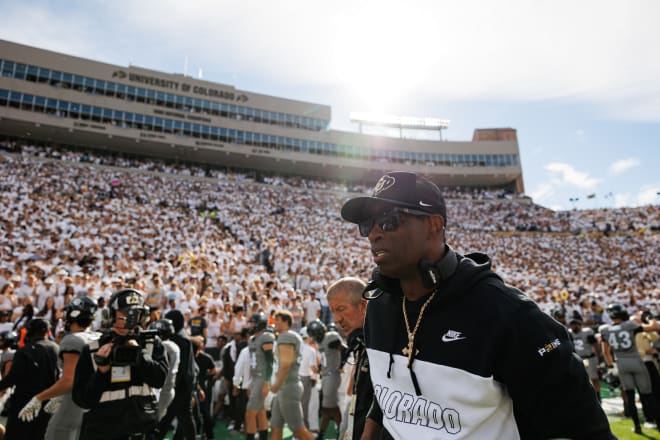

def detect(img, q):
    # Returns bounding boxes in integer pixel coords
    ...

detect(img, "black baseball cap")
[341,171,446,223]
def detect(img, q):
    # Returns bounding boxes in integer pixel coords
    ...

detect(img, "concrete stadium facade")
[0,40,524,191]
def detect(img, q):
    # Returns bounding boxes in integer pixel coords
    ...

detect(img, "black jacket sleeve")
[134,337,168,389]
[496,299,611,439]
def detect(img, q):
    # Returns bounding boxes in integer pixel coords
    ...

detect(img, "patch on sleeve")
[537,338,561,357]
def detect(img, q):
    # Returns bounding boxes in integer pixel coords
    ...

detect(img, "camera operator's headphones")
[109,289,149,329]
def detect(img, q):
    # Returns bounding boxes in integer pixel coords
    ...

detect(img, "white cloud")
[544,162,601,189]
[611,184,658,207]
[1,0,660,118]
[529,182,555,203]
[0,4,96,57]
[614,193,633,208]
[637,184,659,206]
[609,158,641,175]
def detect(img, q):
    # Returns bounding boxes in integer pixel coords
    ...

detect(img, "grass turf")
[179,417,647,439]
[609,417,660,439]
[165,418,339,439]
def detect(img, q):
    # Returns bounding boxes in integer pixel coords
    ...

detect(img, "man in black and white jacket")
[340,171,612,440]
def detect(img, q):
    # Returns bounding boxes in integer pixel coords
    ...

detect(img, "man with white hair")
[327,276,379,440]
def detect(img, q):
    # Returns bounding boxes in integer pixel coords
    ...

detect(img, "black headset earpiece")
[362,246,458,298]
[418,260,441,289]
[418,245,458,289]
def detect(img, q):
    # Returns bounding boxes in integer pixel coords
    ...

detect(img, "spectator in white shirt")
[302,293,321,326]
[299,327,321,432]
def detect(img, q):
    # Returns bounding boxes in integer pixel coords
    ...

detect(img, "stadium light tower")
[349,112,450,140]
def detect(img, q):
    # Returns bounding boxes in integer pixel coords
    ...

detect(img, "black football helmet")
[150,319,175,340]
[108,289,148,329]
[551,306,566,321]
[327,322,339,333]
[306,319,326,343]
[607,303,629,321]
[64,297,98,329]
[248,313,268,334]
[568,317,583,326]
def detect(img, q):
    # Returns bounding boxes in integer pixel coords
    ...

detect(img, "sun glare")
[332,4,435,113]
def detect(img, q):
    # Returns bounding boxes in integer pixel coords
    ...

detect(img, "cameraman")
[72,289,168,440]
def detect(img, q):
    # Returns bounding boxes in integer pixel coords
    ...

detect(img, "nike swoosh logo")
[442,335,466,343]
[419,201,432,207]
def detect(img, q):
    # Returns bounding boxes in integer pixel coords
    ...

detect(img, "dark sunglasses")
[358,207,432,237]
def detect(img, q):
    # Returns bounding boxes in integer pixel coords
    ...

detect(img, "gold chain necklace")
[401,290,437,363]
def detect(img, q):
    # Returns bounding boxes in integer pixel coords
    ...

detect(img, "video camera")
[107,328,159,367]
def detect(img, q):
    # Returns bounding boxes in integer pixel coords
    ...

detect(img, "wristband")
[94,354,110,366]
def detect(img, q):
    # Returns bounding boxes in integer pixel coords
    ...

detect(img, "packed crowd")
[0,139,658,437]
[0,141,658,329]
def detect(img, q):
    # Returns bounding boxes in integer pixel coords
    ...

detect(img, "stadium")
[0,39,659,439]
[0,39,523,191]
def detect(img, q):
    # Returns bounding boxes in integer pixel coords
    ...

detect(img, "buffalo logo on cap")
[373,175,396,196]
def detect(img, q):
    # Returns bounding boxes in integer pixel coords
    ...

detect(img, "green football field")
[177,416,655,439]
[211,422,339,439]
[165,384,643,440]
[602,382,660,440]
[166,419,339,439]
[610,418,660,439]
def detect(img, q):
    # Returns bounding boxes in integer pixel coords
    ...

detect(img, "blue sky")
[1,0,658,210]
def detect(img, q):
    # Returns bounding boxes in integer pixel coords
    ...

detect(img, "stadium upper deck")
[0,40,523,190]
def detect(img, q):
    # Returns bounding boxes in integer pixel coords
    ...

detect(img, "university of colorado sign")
[112,70,248,102]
